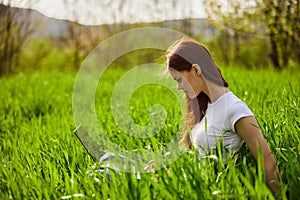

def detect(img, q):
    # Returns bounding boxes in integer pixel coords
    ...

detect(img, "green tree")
[0,1,33,76]
[204,0,300,69]
[58,0,105,69]
[203,0,258,65]
[260,0,300,69]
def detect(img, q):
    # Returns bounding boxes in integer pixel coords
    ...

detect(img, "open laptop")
[73,125,102,161]
[73,125,137,173]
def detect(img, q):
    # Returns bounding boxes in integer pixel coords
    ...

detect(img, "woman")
[166,38,280,195]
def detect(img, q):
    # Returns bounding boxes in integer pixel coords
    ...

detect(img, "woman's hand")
[144,159,172,180]
[144,159,156,173]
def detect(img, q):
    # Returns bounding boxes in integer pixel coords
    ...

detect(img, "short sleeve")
[227,101,254,134]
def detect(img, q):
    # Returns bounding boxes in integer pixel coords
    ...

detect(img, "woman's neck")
[204,80,230,103]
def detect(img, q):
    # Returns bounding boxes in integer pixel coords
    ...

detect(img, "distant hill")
[1,4,216,41]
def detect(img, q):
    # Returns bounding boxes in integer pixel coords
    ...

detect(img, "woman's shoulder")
[226,91,243,103]
[225,92,252,112]
[225,91,251,108]
[225,92,254,131]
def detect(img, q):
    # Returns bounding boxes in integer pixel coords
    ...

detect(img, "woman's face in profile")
[169,68,202,99]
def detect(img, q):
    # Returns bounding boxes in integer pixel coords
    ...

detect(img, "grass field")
[0,67,299,199]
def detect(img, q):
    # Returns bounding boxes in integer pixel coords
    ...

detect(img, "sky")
[3,0,207,25]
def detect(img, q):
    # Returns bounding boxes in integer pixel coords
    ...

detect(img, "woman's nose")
[177,84,183,90]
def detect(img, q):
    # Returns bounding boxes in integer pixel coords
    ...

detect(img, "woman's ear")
[192,64,201,77]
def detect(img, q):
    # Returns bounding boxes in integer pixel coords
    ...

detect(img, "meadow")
[0,67,299,199]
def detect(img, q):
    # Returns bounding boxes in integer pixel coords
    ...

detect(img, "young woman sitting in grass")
[166,38,280,195]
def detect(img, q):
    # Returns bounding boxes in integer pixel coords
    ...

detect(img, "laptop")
[73,125,137,173]
[73,125,102,161]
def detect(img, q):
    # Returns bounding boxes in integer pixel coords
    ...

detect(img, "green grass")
[0,67,299,199]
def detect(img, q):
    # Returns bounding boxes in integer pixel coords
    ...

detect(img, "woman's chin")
[186,92,197,99]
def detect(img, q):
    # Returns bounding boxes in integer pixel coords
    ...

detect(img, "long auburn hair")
[166,38,228,148]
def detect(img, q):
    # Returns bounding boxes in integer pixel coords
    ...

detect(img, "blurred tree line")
[0,0,34,75]
[0,0,299,77]
[203,0,300,70]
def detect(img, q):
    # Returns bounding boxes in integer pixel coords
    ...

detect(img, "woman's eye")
[173,77,182,83]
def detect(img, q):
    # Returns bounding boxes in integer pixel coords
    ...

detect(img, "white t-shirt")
[191,91,254,157]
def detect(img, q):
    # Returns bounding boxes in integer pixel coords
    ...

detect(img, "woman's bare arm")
[235,116,280,195]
